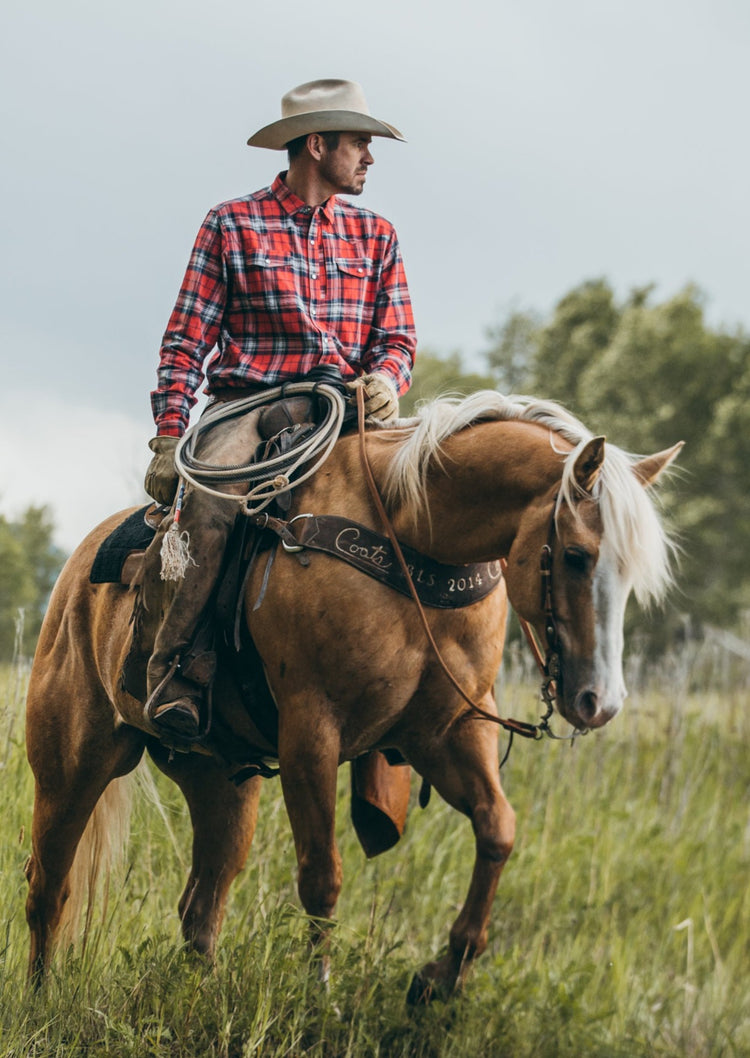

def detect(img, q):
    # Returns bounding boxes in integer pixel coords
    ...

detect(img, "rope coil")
[174,381,347,516]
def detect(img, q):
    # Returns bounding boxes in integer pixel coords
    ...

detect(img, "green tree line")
[0,506,66,660]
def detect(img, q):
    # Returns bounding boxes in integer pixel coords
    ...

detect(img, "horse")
[24,390,681,1001]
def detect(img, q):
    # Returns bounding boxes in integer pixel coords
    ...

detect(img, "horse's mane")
[383,391,674,606]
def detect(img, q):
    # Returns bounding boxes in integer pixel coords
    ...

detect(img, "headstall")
[511,511,581,744]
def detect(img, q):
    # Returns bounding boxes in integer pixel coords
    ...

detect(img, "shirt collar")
[272,173,337,223]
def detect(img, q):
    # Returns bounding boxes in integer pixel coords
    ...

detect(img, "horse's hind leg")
[25,716,144,984]
[404,703,516,1004]
[148,746,262,957]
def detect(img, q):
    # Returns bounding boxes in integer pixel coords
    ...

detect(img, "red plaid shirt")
[152,174,416,436]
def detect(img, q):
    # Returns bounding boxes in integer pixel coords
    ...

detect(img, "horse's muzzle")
[569,687,624,729]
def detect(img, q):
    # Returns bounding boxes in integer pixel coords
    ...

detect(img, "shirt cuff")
[156,422,184,439]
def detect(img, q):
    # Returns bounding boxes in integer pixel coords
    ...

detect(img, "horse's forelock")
[559,443,675,607]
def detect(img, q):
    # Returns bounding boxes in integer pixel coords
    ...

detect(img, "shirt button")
[358,267,364,274]
[311,308,317,316]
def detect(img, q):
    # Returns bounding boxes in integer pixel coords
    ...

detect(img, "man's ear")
[306,132,325,160]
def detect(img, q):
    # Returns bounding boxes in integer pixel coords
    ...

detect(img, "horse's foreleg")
[148,747,262,958]
[406,713,516,1004]
[277,714,342,979]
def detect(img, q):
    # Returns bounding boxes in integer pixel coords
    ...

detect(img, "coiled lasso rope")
[160,380,346,581]
[176,380,346,512]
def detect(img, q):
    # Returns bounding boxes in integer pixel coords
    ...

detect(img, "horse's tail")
[58,772,134,950]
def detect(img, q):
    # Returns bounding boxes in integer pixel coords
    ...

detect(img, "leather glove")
[144,436,180,506]
[345,373,399,421]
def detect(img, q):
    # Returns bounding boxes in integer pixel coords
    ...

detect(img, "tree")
[401,350,496,416]
[0,506,66,660]
[528,279,621,408]
[484,307,540,394]
[691,342,750,621]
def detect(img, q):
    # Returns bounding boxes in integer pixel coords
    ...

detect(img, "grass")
[1,641,749,1057]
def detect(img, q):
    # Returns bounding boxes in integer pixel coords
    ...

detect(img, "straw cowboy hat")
[247,79,405,150]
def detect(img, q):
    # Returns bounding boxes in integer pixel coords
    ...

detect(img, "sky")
[1,0,748,550]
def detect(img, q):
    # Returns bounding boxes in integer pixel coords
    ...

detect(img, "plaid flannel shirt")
[152,174,416,436]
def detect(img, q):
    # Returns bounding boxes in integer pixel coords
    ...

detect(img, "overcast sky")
[2,0,748,549]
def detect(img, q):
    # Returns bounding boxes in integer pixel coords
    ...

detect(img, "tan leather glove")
[345,373,399,421]
[144,436,180,506]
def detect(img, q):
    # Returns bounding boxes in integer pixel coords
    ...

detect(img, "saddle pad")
[89,506,158,583]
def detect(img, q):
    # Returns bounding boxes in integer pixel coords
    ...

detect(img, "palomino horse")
[24,391,681,999]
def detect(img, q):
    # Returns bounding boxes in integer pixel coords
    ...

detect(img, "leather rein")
[355,387,580,755]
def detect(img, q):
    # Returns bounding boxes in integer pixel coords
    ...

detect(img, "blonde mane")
[383,391,674,605]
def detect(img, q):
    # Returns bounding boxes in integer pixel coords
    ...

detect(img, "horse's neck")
[298,423,564,564]
[388,421,566,564]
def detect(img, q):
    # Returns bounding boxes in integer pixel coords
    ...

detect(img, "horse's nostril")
[576,691,598,720]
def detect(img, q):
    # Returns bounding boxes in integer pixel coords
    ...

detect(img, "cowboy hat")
[247,79,405,150]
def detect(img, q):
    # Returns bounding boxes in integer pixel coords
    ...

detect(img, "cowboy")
[141,79,417,740]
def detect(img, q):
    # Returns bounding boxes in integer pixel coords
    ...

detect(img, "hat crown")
[280,79,371,120]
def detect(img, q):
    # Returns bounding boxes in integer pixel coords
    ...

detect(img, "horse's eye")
[564,547,592,574]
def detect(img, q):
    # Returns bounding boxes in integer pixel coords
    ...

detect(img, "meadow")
[1,639,748,1058]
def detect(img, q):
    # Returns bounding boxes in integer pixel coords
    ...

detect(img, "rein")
[354,388,575,752]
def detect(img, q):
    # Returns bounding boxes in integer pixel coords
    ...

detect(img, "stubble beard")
[343,171,367,196]
[335,176,366,196]
[320,155,367,196]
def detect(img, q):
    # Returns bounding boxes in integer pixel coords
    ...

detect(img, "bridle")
[355,390,580,757]
[506,498,568,732]
[507,523,582,745]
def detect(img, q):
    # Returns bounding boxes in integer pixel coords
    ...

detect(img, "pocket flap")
[336,258,372,277]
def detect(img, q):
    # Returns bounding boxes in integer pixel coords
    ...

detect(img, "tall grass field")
[1,642,748,1057]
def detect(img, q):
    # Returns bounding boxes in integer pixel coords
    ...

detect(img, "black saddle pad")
[89,506,158,584]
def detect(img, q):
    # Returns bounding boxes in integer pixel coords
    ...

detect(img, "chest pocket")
[245,251,298,306]
[335,257,372,280]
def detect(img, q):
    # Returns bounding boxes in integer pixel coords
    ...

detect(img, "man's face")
[318,132,374,196]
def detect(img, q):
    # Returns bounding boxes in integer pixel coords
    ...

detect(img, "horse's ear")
[632,441,685,487]
[573,436,606,494]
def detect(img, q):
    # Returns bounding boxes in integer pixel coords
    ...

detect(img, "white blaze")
[590,540,630,720]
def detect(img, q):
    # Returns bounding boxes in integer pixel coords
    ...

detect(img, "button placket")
[308,218,320,324]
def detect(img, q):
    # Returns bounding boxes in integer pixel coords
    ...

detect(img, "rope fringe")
[160,524,196,581]
[158,480,196,581]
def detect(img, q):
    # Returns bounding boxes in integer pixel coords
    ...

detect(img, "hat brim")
[247,110,405,150]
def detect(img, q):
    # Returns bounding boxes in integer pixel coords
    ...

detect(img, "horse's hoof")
[406,971,437,1006]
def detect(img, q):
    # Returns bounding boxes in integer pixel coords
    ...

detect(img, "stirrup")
[143,658,204,745]
[142,656,181,725]
[150,696,201,739]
